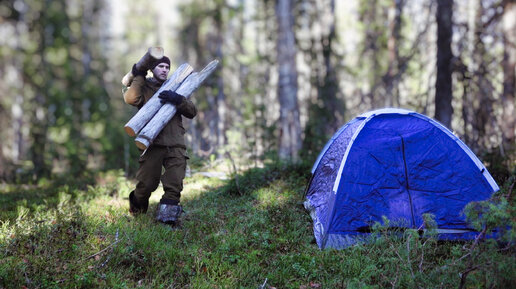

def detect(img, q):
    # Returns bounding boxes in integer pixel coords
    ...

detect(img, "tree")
[250,0,278,161]
[357,0,389,109]
[276,0,302,161]
[502,0,516,150]
[299,0,345,158]
[210,1,227,157]
[28,0,51,179]
[456,0,504,153]
[434,0,454,129]
[384,0,405,107]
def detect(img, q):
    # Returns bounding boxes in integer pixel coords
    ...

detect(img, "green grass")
[0,164,514,288]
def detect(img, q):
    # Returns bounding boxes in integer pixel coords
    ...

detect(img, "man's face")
[152,62,170,82]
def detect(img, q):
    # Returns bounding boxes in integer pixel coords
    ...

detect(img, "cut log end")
[135,140,148,150]
[121,73,133,86]
[148,47,164,59]
[124,126,136,137]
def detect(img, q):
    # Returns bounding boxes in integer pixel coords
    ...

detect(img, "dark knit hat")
[153,56,170,69]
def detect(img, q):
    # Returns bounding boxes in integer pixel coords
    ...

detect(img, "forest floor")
[0,161,514,288]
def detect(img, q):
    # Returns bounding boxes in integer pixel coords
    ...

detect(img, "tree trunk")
[29,0,50,179]
[252,0,275,162]
[301,0,345,155]
[502,0,516,149]
[434,0,454,129]
[276,0,301,161]
[30,91,49,178]
[384,0,405,107]
[179,14,204,156]
[320,0,344,134]
[214,7,226,156]
[471,0,496,151]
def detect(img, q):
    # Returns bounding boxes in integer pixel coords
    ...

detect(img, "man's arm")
[123,75,146,107]
[177,98,197,119]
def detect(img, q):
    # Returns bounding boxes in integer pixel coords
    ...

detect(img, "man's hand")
[132,64,147,77]
[158,90,184,105]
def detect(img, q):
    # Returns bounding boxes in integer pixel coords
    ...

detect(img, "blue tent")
[304,108,499,249]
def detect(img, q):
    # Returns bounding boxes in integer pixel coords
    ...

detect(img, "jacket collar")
[147,77,165,88]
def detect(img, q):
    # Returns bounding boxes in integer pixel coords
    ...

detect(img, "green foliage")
[464,175,515,242]
[0,164,515,288]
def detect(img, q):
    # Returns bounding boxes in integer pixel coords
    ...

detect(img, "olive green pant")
[133,145,188,205]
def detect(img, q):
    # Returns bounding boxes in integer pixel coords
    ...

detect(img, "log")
[124,63,194,137]
[135,60,219,150]
[121,47,164,86]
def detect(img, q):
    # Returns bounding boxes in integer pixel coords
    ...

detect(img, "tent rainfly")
[304,108,499,249]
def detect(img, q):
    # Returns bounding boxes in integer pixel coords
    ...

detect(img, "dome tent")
[304,108,499,249]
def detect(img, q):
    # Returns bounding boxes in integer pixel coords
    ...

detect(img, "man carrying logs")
[123,54,197,227]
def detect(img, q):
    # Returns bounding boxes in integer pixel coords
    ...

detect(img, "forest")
[0,0,515,288]
[0,0,514,179]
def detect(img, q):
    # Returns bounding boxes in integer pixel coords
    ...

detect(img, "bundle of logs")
[122,47,219,150]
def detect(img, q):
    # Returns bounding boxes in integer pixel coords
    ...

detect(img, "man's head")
[151,56,171,82]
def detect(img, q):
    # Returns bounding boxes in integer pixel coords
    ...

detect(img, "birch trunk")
[124,63,193,136]
[135,60,219,150]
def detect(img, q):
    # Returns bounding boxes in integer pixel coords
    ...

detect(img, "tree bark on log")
[135,60,219,150]
[124,63,194,137]
[121,47,164,86]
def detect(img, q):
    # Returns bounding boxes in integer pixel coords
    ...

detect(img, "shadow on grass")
[0,172,115,221]
[215,160,312,197]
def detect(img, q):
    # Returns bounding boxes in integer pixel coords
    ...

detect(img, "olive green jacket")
[123,75,197,148]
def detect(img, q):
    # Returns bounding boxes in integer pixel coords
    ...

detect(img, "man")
[123,56,197,226]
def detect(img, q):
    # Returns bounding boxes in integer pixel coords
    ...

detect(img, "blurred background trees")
[0,0,514,182]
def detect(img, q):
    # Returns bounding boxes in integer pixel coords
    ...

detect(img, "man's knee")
[135,179,160,197]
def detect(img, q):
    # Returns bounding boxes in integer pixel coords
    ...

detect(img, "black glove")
[158,90,184,105]
[131,64,147,77]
